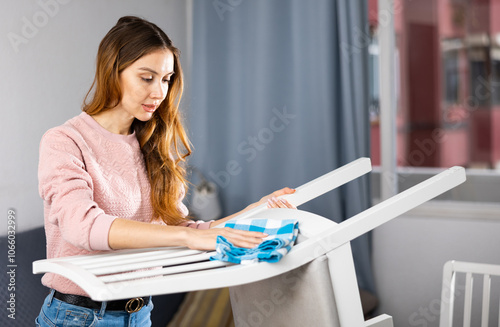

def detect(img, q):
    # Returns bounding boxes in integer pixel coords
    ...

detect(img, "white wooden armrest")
[220,157,372,222]
[315,166,466,251]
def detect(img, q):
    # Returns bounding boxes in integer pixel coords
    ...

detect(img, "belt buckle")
[125,297,144,313]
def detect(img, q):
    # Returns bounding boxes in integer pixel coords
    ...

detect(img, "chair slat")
[99,260,230,283]
[448,271,456,327]
[88,252,214,275]
[463,272,473,327]
[56,247,197,265]
[453,261,500,276]
[83,249,203,269]
[481,274,491,327]
[87,251,215,276]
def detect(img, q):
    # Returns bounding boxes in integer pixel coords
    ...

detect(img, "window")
[368,0,500,202]
[469,49,490,108]
[442,45,460,105]
[491,50,500,105]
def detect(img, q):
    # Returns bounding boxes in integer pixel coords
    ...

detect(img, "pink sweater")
[38,112,211,296]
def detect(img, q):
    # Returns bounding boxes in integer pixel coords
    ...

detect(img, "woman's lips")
[142,104,157,113]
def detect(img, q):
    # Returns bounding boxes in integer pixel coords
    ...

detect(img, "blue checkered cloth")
[210,218,299,264]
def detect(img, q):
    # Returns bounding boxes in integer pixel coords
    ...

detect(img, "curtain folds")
[188,0,374,293]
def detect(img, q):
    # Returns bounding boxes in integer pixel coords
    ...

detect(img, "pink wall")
[491,0,500,32]
[468,0,491,34]
[491,108,500,167]
[437,0,466,38]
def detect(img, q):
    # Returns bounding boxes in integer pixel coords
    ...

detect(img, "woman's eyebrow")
[138,67,174,76]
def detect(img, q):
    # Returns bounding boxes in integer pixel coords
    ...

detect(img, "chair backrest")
[440,260,500,327]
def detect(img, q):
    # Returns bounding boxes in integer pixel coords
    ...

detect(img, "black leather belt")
[53,290,149,313]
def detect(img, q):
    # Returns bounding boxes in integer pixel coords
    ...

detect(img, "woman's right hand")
[186,227,268,251]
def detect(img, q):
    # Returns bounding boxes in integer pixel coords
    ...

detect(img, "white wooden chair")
[440,260,500,327]
[33,158,466,327]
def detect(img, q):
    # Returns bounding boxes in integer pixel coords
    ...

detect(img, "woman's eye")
[142,77,153,83]
[163,79,171,84]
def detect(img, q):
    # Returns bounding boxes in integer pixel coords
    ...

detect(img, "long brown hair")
[83,16,191,225]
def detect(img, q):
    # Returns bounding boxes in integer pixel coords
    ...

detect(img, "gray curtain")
[187,0,374,293]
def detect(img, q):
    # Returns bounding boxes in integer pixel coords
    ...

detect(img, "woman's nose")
[150,81,168,99]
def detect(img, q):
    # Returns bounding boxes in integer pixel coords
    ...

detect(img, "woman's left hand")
[211,187,297,227]
[248,187,297,210]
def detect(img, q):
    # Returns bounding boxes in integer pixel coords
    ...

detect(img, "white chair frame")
[440,260,500,327]
[33,158,466,327]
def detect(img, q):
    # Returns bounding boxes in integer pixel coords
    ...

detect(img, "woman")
[36,16,295,326]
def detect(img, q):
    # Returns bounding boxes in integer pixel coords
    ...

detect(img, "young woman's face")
[117,49,175,121]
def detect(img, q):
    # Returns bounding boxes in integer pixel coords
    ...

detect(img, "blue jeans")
[35,290,153,327]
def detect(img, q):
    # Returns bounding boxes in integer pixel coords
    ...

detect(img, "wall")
[0,0,191,235]
[373,201,500,326]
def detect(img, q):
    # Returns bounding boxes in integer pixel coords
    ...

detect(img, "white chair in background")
[440,260,500,327]
[33,158,466,327]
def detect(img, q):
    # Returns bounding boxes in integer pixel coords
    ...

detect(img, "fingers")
[227,237,263,249]
[220,227,267,249]
[188,227,268,251]
[272,187,296,197]
[223,227,268,238]
[257,187,296,206]
[267,197,297,209]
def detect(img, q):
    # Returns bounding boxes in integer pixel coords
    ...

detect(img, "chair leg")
[365,314,394,327]
[326,242,366,327]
